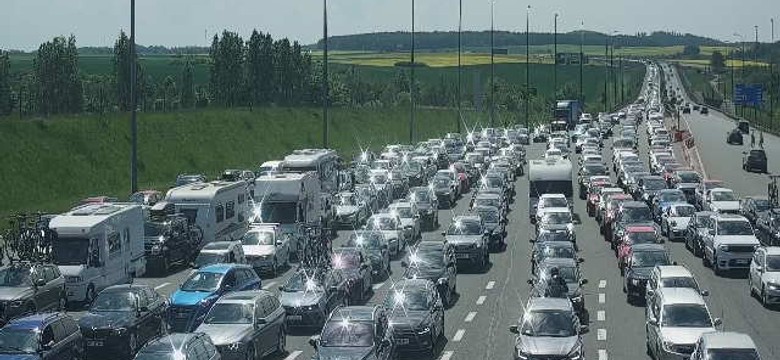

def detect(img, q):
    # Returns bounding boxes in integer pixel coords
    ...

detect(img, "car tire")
[245,343,255,360]
[85,285,96,306]
[713,257,723,276]
[276,327,287,354]
[128,332,138,354]
[272,258,279,277]
[58,294,67,312]
[762,288,771,308]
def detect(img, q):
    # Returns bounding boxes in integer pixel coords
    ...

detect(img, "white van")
[165,181,250,244]
[49,203,146,303]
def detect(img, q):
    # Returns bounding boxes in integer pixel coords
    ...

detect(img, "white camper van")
[165,181,250,244]
[49,203,146,303]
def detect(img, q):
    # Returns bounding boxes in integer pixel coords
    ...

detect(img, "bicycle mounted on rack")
[1,213,57,265]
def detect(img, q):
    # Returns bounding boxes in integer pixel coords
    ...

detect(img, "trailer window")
[108,232,121,257]
[226,201,235,220]
[216,204,224,223]
[238,194,245,204]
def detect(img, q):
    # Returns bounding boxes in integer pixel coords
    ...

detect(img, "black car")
[401,241,458,307]
[332,248,374,304]
[700,107,709,114]
[309,306,396,360]
[431,176,457,209]
[726,129,744,145]
[144,210,203,275]
[740,196,772,225]
[473,205,507,251]
[623,244,672,303]
[345,231,391,280]
[755,209,780,246]
[738,120,750,134]
[383,279,445,355]
[278,268,349,328]
[134,333,219,360]
[78,285,167,359]
[743,149,768,173]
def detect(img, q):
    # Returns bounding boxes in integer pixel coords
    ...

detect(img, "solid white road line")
[154,283,170,291]
[440,351,454,360]
[372,282,385,290]
[598,293,606,304]
[598,349,608,360]
[283,350,302,360]
[485,281,496,290]
[476,295,487,305]
[464,312,477,323]
[453,329,465,342]
[598,280,607,289]
[262,281,277,290]
[597,328,607,341]
[597,310,606,322]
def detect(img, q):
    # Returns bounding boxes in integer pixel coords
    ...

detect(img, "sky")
[2,0,779,51]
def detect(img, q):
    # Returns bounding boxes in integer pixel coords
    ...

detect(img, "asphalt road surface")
[66,64,780,360]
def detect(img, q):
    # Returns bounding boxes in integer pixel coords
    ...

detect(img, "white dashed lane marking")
[597,311,606,322]
[598,280,607,289]
[440,351,454,360]
[283,350,302,360]
[262,281,277,290]
[372,282,385,291]
[453,329,465,342]
[598,349,608,360]
[464,312,477,323]
[485,281,496,290]
[154,283,170,291]
[476,296,487,305]
[597,328,607,341]
[598,293,606,304]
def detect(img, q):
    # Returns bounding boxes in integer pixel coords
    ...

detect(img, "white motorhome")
[49,203,146,303]
[253,172,323,255]
[283,149,339,194]
[528,157,573,218]
[165,181,250,244]
[258,160,284,177]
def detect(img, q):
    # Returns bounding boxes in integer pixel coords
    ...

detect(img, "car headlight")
[718,245,729,252]
[9,300,24,308]
[768,283,780,291]
[228,342,245,352]
[662,339,675,351]
[567,223,575,232]
[113,328,127,336]
[474,242,482,248]
[417,326,431,335]
[151,244,162,255]
[631,279,640,286]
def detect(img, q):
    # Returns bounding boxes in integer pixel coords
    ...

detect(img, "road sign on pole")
[734,84,764,106]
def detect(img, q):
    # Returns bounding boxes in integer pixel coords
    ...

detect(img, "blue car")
[167,263,261,332]
[0,313,84,359]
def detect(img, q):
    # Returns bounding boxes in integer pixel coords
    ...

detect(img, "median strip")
[597,310,606,322]
[598,293,606,304]
[598,349,608,360]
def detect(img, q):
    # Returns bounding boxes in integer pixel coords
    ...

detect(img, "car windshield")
[475,198,500,208]
[584,165,607,175]
[338,194,357,206]
[447,220,482,235]
[347,233,383,250]
[371,174,388,184]
[659,193,685,202]
[661,277,698,290]
[765,256,780,271]
[631,251,669,268]
[0,267,31,287]
[409,250,445,269]
[320,321,374,347]
[393,207,415,218]
[706,349,760,360]
[367,217,396,231]
[194,252,227,268]
[242,231,275,246]
[0,329,38,354]
[257,202,297,224]
[411,190,431,203]
[91,290,137,312]
[477,210,499,223]
[519,310,576,337]
[643,179,667,190]
[542,212,572,225]
[333,253,361,269]
[204,303,254,324]
[433,177,450,187]
[542,198,568,208]
[536,232,571,242]
[283,272,322,292]
[712,191,736,201]
[540,245,575,259]
[717,221,753,236]
[752,199,771,211]
[673,206,695,217]
[695,215,711,228]
[661,304,712,328]
[52,237,89,266]
[677,172,701,183]
[628,232,657,244]
[384,288,430,311]
[181,271,223,292]
[623,207,652,223]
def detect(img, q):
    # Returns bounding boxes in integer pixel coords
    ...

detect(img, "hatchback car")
[332,248,374,304]
[383,279,445,355]
[278,268,349,328]
[748,246,780,307]
[623,244,672,302]
[309,306,396,360]
[509,297,585,360]
[0,263,66,326]
[645,265,707,305]
[443,216,490,271]
[192,241,246,269]
[401,241,458,307]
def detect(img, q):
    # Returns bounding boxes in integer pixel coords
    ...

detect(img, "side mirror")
[509,325,519,334]
[647,317,658,326]
[139,306,149,312]
[529,238,536,243]
[441,232,447,237]
[673,261,678,265]
[223,284,233,292]
[755,265,763,272]
[647,289,655,297]
[256,317,267,325]
[34,279,46,287]
[42,341,54,351]
[714,318,723,327]
[578,258,585,263]
[309,335,320,348]
[276,240,284,246]
[527,279,535,285]
[401,260,409,268]
[329,286,339,293]
[278,285,285,291]
[700,289,710,296]
[381,338,392,347]
[579,324,590,334]
[580,279,589,285]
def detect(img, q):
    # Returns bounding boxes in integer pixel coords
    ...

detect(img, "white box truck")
[49,203,146,303]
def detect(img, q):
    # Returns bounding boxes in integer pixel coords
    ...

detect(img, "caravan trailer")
[165,181,250,244]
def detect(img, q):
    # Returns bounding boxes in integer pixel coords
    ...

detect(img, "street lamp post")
[490,0,495,128]
[457,0,462,133]
[579,21,584,103]
[604,32,609,112]
[322,0,329,148]
[130,0,138,194]
[410,0,416,143]
[553,13,558,99]
[525,5,530,128]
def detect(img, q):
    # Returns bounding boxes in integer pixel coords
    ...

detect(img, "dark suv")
[742,149,767,173]
[309,306,396,360]
[0,313,84,359]
[144,204,203,275]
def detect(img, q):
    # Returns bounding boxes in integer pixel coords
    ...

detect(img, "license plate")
[288,315,303,321]
[175,312,190,319]
[397,339,410,345]
[456,253,471,259]
[87,340,104,347]
[737,259,748,264]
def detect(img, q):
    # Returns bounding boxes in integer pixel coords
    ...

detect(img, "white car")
[702,214,760,275]
[660,203,696,240]
[705,188,740,214]
[646,288,721,360]
[389,201,422,243]
[365,213,404,257]
[748,246,780,306]
[690,332,761,360]
[241,224,290,276]
[645,265,707,305]
[533,194,569,223]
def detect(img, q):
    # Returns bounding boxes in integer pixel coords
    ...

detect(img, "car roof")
[6,313,65,329]
[541,207,571,214]
[538,241,575,248]
[761,246,780,256]
[626,225,656,233]
[219,290,272,302]
[656,265,693,279]
[658,288,706,305]
[540,193,567,199]
[622,201,649,208]
[140,333,201,353]
[393,278,434,291]
[527,297,573,312]
[102,284,151,293]
[700,332,757,350]
[453,215,481,222]
[199,263,250,274]
[714,214,749,222]
[539,257,578,267]
[203,241,234,250]
[631,244,666,251]
[332,306,378,322]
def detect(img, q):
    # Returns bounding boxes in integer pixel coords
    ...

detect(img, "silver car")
[690,332,761,360]
[0,263,66,325]
[196,290,286,360]
[645,288,721,360]
[509,297,585,360]
[389,202,421,243]
[365,214,405,257]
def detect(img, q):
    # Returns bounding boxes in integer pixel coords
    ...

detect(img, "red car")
[617,225,659,274]
[586,181,616,217]
[450,162,471,192]
[600,194,634,236]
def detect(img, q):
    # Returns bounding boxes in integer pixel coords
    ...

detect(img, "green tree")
[710,51,726,73]
[180,58,195,108]
[0,51,11,116]
[208,31,246,106]
[682,45,701,56]
[34,35,83,114]
[114,31,136,110]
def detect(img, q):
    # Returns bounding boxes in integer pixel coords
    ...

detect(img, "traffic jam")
[0,61,772,360]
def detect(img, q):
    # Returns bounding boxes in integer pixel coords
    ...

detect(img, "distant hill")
[6,45,210,55]
[312,30,723,52]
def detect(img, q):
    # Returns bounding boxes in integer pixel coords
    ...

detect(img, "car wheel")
[713,257,723,276]
[245,343,256,360]
[128,332,138,353]
[276,327,287,354]
[57,294,67,312]
[85,285,96,306]
[762,287,771,308]
[684,236,691,251]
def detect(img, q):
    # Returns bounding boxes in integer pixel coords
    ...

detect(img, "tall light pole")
[771,18,775,130]
[490,0,495,128]
[553,13,558,98]
[525,5,530,128]
[322,0,329,148]
[579,21,584,103]
[130,0,138,194]
[410,0,416,143]
[611,32,617,106]
[457,0,462,133]
[735,32,745,116]
[604,32,609,112]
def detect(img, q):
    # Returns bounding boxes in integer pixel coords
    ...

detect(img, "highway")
[60,64,780,360]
